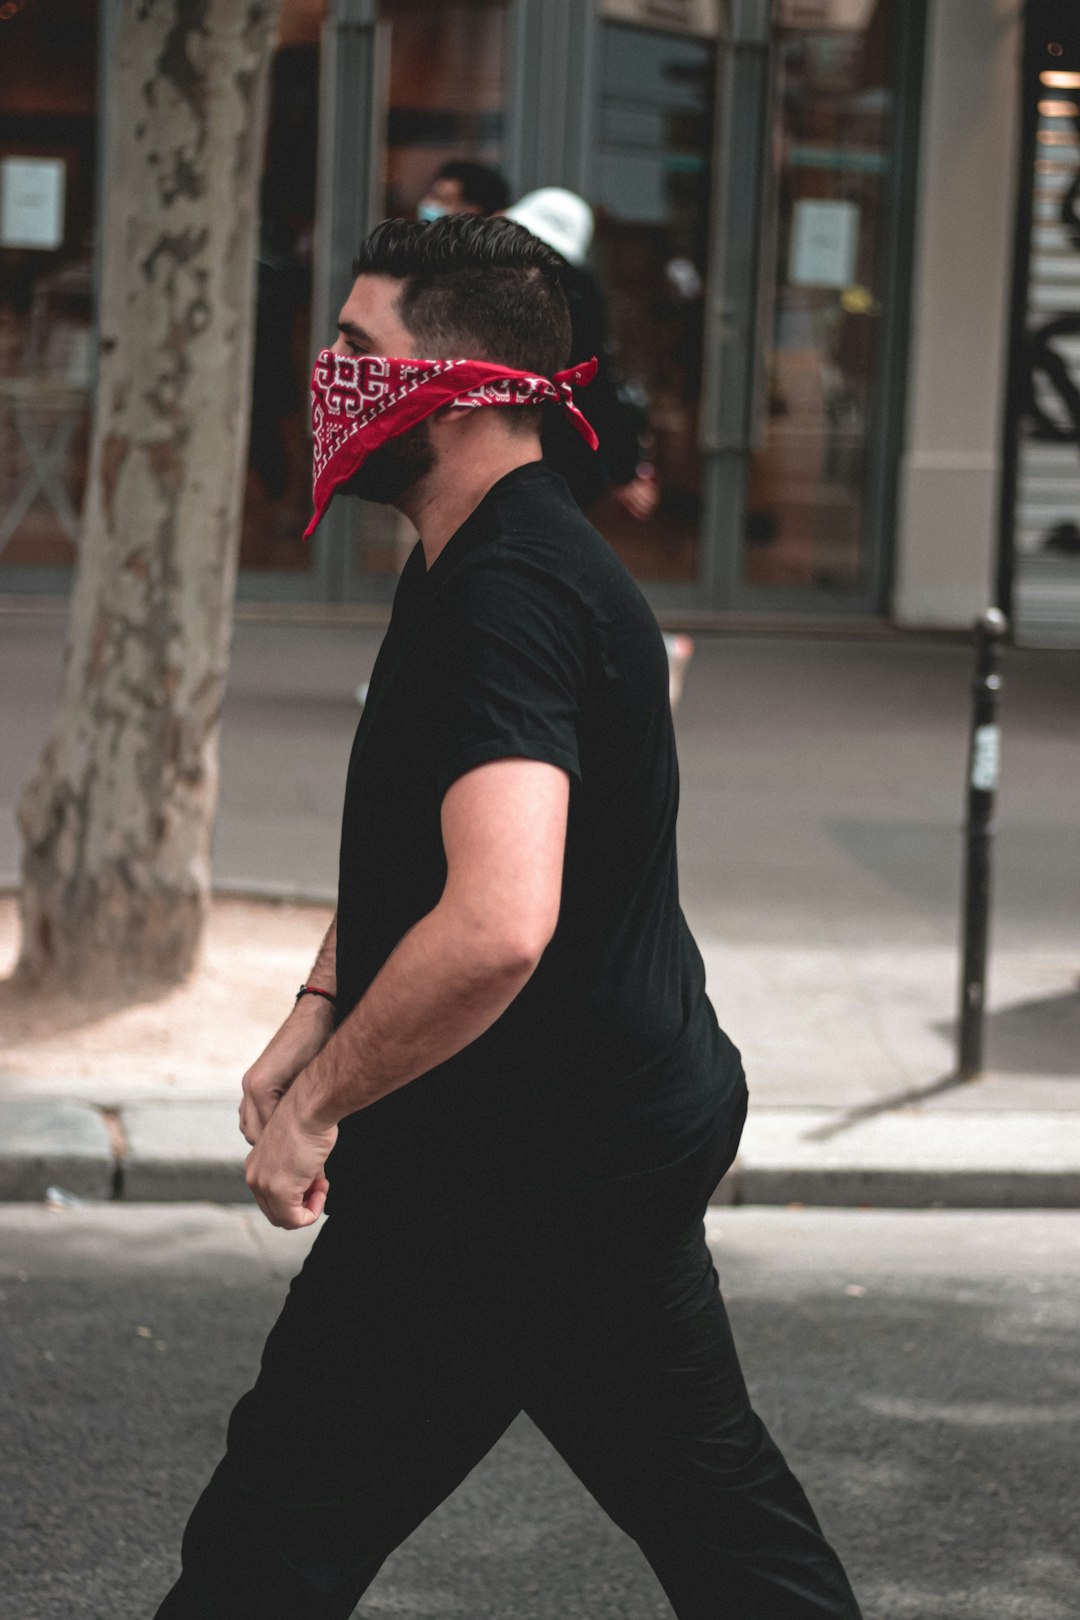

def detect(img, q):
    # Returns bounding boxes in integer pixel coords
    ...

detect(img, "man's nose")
[330,335,349,356]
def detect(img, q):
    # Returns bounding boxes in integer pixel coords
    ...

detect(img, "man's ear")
[430,403,479,432]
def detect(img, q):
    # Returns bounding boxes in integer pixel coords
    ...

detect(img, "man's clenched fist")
[244,1088,338,1229]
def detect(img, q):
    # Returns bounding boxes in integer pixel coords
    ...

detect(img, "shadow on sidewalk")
[805,984,1080,1144]
[0,971,174,1045]
[935,985,1080,1078]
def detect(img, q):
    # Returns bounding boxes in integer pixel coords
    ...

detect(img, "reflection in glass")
[746,2,893,591]
[592,23,715,584]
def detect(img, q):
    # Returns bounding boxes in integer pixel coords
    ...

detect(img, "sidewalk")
[1,613,1078,1207]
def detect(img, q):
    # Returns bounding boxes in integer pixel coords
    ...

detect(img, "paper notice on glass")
[600,0,720,35]
[789,199,858,289]
[778,0,876,25]
[0,157,66,250]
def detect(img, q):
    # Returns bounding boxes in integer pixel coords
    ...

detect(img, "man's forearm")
[308,915,338,996]
[292,902,537,1129]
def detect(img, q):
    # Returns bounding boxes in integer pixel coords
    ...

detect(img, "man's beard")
[338,419,437,506]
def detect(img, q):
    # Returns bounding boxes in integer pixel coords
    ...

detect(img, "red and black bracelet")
[295,983,337,1007]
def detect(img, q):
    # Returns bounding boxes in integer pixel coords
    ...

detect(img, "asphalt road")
[2,1205,1078,1620]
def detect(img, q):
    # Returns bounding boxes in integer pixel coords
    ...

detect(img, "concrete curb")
[0,1100,115,1201]
[728,1109,1080,1210]
[122,1102,249,1203]
[728,1163,1080,1209]
[3,1098,1080,1209]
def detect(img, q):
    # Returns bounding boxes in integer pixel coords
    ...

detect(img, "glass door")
[589,18,718,590]
[726,0,911,611]
[300,0,916,614]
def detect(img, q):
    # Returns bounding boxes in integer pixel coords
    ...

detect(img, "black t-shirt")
[331,463,742,1195]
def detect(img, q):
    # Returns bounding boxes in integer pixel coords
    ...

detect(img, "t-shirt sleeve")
[426,551,585,801]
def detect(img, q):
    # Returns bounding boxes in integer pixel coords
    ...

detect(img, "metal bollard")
[957,608,1008,1079]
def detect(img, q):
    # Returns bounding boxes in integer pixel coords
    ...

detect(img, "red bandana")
[305,349,599,537]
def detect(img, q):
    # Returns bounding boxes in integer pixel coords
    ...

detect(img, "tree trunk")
[17,0,282,992]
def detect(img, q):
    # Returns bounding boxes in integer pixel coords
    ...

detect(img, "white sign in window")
[0,157,66,251]
[778,0,877,27]
[600,0,720,37]
[789,198,859,290]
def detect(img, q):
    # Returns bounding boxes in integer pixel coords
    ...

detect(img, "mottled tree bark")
[17,0,282,991]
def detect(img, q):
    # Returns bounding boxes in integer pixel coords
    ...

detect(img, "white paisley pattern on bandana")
[305,348,598,537]
[311,353,449,482]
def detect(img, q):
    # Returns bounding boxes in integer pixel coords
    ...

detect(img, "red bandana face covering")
[304,348,600,538]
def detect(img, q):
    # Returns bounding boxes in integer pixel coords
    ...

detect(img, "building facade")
[0,0,1075,641]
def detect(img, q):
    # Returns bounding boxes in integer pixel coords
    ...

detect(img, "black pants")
[154,1091,862,1619]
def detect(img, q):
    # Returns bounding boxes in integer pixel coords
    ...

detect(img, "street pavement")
[1,607,1078,1204]
[1,1203,1078,1619]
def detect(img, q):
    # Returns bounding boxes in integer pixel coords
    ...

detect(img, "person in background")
[417,160,511,222]
[506,187,655,519]
[507,187,693,706]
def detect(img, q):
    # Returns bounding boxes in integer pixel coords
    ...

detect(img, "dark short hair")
[433,160,512,216]
[353,216,572,430]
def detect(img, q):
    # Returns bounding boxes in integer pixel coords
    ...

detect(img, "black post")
[957,609,1008,1079]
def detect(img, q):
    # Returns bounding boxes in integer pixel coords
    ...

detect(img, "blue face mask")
[417,201,448,223]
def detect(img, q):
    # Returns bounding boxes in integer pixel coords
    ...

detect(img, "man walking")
[154,215,862,1620]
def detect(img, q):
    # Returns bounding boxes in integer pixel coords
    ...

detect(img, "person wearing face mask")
[152,213,865,1620]
[416,159,511,223]
[354,176,687,710]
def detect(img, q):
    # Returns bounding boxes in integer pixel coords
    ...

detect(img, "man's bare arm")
[243,759,569,1225]
[299,760,566,1126]
[306,914,338,996]
[239,914,338,1145]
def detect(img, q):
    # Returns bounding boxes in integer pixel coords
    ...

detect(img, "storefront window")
[745,0,893,592]
[0,0,98,574]
[592,22,716,584]
[0,1,325,583]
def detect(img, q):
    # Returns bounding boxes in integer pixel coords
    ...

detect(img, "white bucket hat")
[505,187,595,266]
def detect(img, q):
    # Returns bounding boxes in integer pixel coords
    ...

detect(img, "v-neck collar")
[418,461,551,589]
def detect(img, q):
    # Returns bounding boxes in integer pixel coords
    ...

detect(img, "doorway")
[584,0,919,617]
[735,0,908,608]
